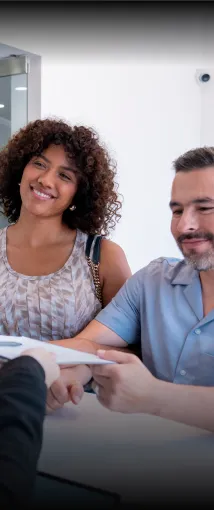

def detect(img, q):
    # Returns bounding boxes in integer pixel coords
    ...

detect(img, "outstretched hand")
[90,349,158,414]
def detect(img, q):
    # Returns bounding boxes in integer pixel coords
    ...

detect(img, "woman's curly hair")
[0,118,122,236]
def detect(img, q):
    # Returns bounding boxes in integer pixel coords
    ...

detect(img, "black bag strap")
[85,234,103,305]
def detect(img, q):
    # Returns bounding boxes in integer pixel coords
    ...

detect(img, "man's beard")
[177,232,214,271]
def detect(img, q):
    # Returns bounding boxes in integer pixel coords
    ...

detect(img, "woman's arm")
[99,238,132,306]
[51,239,132,353]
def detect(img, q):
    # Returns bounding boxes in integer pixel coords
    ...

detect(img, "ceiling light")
[0,104,4,108]
[15,87,27,91]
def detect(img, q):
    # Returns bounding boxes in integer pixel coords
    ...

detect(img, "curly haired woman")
[0,118,131,410]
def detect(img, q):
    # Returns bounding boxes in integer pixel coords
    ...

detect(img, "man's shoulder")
[131,256,186,285]
[146,256,183,272]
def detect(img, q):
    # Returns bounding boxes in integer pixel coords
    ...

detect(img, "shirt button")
[180,370,186,376]
[194,328,201,335]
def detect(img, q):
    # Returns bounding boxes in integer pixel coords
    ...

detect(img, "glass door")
[0,55,29,227]
[0,55,28,148]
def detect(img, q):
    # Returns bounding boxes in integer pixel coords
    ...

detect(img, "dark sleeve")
[0,355,47,506]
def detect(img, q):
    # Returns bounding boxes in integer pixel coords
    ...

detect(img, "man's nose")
[176,210,199,233]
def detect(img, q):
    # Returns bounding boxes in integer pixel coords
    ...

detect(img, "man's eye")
[173,210,182,216]
[199,207,214,212]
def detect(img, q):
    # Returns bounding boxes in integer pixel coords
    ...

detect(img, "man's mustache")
[177,232,214,244]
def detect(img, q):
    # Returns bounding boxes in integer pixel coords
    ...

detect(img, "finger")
[69,382,84,405]
[92,374,113,399]
[90,364,111,377]
[97,349,138,364]
[60,364,78,370]
[50,378,69,405]
[46,387,67,412]
[91,374,109,387]
[93,387,111,409]
[46,394,62,412]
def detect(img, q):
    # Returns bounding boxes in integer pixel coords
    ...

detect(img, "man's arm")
[51,321,128,353]
[150,379,214,432]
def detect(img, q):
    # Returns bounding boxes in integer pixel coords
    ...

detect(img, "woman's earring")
[69,205,76,211]
[18,183,20,186]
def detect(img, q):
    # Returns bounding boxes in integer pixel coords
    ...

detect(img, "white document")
[0,335,114,366]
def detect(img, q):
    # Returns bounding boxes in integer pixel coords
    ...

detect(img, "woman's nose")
[38,170,55,188]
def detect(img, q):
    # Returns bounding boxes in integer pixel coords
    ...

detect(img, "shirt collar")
[170,259,199,285]
[169,259,203,320]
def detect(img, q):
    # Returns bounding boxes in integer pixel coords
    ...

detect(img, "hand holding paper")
[21,347,60,388]
[0,335,115,366]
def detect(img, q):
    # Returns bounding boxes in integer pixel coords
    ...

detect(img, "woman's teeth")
[33,189,52,199]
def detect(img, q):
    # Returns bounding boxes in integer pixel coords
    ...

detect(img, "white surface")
[0,335,114,365]
[38,393,214,503]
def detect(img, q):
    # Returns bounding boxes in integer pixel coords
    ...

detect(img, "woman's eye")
[173,210,182,216]
[34,161,45,168]
[60,173,71,181]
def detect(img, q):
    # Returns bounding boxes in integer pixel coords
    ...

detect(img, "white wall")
[41,61,201,272]
[199,69,214,146]
[1,12,214,272]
